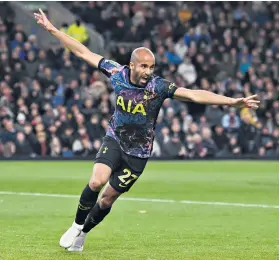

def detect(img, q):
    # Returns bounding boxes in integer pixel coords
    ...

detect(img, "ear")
[129,62,134,70]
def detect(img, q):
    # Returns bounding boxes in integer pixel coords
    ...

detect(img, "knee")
[99,196,115,209]
[89,180,103,191]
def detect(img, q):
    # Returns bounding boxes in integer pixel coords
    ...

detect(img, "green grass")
[0,161,278,260]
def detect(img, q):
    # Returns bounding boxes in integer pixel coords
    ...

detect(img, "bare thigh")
[88,163,112,191]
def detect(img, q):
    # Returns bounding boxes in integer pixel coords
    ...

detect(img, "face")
[229,111,235,117]
[35,123,44,132]
[172,123,180,133]
[202,128,211,139]
[273,129,279,137]
[5,120,13,130]
[49,125,57,134]
[24,124,32,134]
[200,116,207,123]
[28,51,35,61]
[17,132,25,142]
[15,33,23,42]
[101,119,108,129]
[230,137,237,145]
[161,127,169,136]
[129,52,155,86]
[78,128,86,136]
[65,128,72,136]
[80,72,87,80]
[17,98,24,106]
[93,140,101,150]
[44,68,52,77]
[91,115,98,124]
[259,147,266,156]
[215,126,223,134]
[190,123,198,133]
[194,134,202,144]
[85,99,92,108]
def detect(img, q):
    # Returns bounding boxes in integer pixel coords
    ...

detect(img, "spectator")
[0,2,278,159]
[193,134,207,158]
[177,57,197,85]
[24,51,39,78]
[60,23,69,34]
[1,142,16,158]
[151,138,161,157]
[259,127,275,156]
[212,125,229,152]
[258,146,269,158]
[165,45,183,65]
[238,114,258,153]
[0,119,17,144]
[201,127,218,157]
[228,136,242,156]
[86,114,105,141]
[205,105,224,128]
[35,131,50,156]
[60,60,77,83]
[67,20,89,45]
[222,108,240,132]
[50,136,62,157]
[15,131,34,156]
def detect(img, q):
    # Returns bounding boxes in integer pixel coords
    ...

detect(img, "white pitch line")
[0,191,278,209]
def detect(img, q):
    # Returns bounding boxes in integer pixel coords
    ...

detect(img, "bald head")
[130,47,155,63]
[129,47,156,87]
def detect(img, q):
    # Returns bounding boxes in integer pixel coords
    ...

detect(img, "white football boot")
[59,221,84,248]
[67,231,87,252]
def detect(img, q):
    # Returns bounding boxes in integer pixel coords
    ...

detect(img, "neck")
[128,69,144,88]
[128,70,137,85]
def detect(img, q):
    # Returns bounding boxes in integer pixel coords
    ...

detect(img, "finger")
[247,100,260,104]
[34,16,41,22]
[39,8,45,16]
[248,104,259,109]
[245,94,258,101]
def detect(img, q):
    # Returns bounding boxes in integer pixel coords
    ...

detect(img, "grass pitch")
[0,161,278,260]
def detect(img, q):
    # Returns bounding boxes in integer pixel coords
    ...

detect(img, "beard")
[134,72,151,87]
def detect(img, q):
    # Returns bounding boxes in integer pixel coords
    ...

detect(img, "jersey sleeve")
[97,58,122,78]
[156,79,178,100]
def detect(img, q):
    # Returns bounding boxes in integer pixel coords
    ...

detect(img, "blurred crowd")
[0,2,278,159]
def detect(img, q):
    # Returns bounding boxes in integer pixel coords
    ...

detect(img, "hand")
[233,147,240,154]
[34,8,55,32]
[232,95,260,109]
[199,148,207,157]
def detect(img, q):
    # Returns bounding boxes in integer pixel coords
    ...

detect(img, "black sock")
[82,203,111,233]
[75,184,100,225]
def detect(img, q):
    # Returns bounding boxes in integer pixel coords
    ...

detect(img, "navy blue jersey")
[98,58,178,158]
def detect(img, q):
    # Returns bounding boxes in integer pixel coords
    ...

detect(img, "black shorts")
[95,136,148,193]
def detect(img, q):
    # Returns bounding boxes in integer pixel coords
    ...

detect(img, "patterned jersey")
[98,58,178,158]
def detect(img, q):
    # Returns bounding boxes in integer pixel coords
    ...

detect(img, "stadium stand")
[0,1,278,159]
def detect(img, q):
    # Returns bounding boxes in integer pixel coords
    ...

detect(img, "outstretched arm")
[34,9,102,68]
[173,87,260,109]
